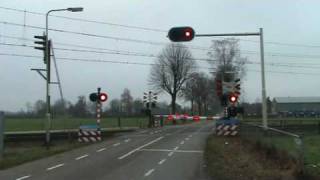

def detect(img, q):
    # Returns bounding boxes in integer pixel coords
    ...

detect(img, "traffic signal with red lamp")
[168,27,195,42]
[89,92,108,102]
[229,93,238,104]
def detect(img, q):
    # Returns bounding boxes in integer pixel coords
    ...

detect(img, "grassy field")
[0,140,86,169]
[240,123,320,178]
[4,116,149,132]
[205,135,299,179]
[242,117,320,126]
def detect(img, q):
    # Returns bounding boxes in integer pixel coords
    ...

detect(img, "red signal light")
[229,94,238,103]
[168,26,195,42]
[99,93,108,102]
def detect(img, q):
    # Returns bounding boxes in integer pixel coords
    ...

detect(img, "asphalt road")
[0,121,215,180]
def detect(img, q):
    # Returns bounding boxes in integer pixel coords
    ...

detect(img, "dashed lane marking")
[140,148,203,153]
[118,136,164,160]
[144,169,155,177]
[97,148,106,152]
[168,152,174,156]
[47,163,64,171]
[174,146,179,151]
[124,139,131,143]
[158,159,166,165]
[180,141,185,145]
[75,154,89,160]
[185,138,190,141]
[16,175,31,180]
[113,143,121,147]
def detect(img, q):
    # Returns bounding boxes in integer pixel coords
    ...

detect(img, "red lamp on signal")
[229,94,238,103]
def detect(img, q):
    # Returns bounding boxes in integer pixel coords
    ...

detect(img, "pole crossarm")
[195,32,260,37]
[31,68,47,80]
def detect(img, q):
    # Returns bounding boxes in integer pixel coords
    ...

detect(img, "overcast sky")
[1,0,320,112]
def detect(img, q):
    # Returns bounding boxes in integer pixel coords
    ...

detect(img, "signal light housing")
[168,26,195,42]
[89,92,108,102]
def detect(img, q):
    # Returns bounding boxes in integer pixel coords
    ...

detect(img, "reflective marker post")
[0,111,4,160]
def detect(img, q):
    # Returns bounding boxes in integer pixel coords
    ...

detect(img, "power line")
[2,42,320,70]
[2,6,320,50]
[3,35,319,62]
[0,21,211,51]
[0,6,167,33]
[1,52,319,75]
[3,21,320,60]
[0,52,215,70]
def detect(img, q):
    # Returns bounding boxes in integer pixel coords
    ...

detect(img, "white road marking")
[139,130,148,134]
[16,175,31,180]
[174,146,179,151]
[158,159,166,165]
[75,154,89,160]
[144,169,155,177]
[180,141,185,145]
[47,163,64,171]
[97,148,106,152]
[185,138,190,141]
[124,139,131,143]
[189,135,193,138]
[168,152,174,156]
[140,148,203,153]
[113,143,121,147]
[118,136,164,160]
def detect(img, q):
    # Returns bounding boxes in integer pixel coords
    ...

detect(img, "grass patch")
[205,135,300,180]
[0,128,132,170]
[0,140,86,170]
[4,116,149,132]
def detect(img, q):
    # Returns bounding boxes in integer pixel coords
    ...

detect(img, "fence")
[240,122,304,172]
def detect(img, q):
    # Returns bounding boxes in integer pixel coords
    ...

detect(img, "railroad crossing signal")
[168,27,195,42]
[143,91,157,108]
[89,92,108,102]
[233,78,241,95]
[34,33,49,64]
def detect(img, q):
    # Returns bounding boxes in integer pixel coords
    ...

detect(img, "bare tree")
[149,43,196,114]
[183,72,212,115]
[207,38,247,82]
[121,88,133,115]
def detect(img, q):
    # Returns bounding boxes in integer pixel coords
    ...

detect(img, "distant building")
[272,97,320,116]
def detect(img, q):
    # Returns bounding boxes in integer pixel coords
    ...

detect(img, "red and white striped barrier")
[78,129,101,142]
[216,124,238,136]
[154,114,220,122]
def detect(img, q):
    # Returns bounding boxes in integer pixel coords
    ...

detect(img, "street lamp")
[45,7,83,148]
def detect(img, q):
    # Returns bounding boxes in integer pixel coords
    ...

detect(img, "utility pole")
[44,7,84,149]
[259,28,268,129]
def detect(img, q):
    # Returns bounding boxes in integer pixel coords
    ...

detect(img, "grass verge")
[0,129,130,170]
[205,135,304,180]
